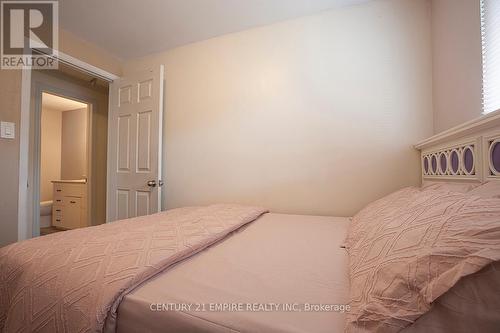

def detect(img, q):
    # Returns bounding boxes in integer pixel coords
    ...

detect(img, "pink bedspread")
[0,204,267,333]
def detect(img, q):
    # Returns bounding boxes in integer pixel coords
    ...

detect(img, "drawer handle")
[70,201,76,204]
[56,219,61,222]
[56,199,62,202]
[56,209,61,212]
[56,190,62,192]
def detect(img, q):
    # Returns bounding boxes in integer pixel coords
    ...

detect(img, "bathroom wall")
[40,107,88,201]
[40,108,63,202]
[61,108,88,180]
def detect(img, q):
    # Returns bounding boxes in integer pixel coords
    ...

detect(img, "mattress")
[112,213,351,333]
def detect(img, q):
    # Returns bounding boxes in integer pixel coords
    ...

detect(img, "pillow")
[468,181,500,198]
[343,187,420,250]
[345,187,500,332]
[421,181,479,194]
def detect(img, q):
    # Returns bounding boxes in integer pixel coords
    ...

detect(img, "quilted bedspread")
[0,204,267,333]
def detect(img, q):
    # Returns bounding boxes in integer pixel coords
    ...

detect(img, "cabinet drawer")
[53,196,86,208]
[52,215,64,227]
[53,205,63,216]
[53,197,64,205]
[53,184,64,195]
[53,183,86,197]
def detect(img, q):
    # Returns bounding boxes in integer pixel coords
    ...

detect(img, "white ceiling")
[59,0,372,60]
[42,92,87,112]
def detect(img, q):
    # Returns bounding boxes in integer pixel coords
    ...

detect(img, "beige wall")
[431,0,483,133]
[61,108,88,180]
[40,108,62,201]
[124,0,434,216]
[59,29,123,76]
[0,71,22,247]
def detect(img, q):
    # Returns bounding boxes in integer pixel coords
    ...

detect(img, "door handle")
[147,180,157,187]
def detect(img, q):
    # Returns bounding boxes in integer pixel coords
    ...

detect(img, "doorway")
[29,65,110,237]
[39,93,89,235]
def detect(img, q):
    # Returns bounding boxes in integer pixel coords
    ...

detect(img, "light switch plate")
[0,121,15,139]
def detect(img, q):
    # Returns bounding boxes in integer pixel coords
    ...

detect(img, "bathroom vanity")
[51,180,88,229]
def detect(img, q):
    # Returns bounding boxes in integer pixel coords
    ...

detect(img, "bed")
[108,214,351,333]
[1,111,500,333]
[110,212,500,333]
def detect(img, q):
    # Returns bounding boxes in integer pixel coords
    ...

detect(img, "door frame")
[18,50,118,241]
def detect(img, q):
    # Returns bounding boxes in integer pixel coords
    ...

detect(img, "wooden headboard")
[415,110,500,183]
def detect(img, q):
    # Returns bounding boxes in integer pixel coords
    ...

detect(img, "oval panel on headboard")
[421,141,477,179]
[488,138,500,177]
[416,109,500,183]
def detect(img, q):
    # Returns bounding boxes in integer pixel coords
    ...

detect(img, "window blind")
[481,0,500,114]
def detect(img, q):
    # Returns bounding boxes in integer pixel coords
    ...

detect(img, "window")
[481,0,500,114]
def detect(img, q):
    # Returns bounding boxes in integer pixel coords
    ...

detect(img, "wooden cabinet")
[52,181,88,230]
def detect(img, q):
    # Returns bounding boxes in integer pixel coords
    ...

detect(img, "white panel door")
[107,66,164,221]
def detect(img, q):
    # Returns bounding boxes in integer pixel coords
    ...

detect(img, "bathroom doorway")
[29,65,110,237]
[39,93,90,235]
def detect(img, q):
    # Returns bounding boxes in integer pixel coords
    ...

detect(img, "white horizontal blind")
[481,0,500,114]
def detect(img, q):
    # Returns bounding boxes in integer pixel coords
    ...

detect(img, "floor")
[40,227,65,236]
